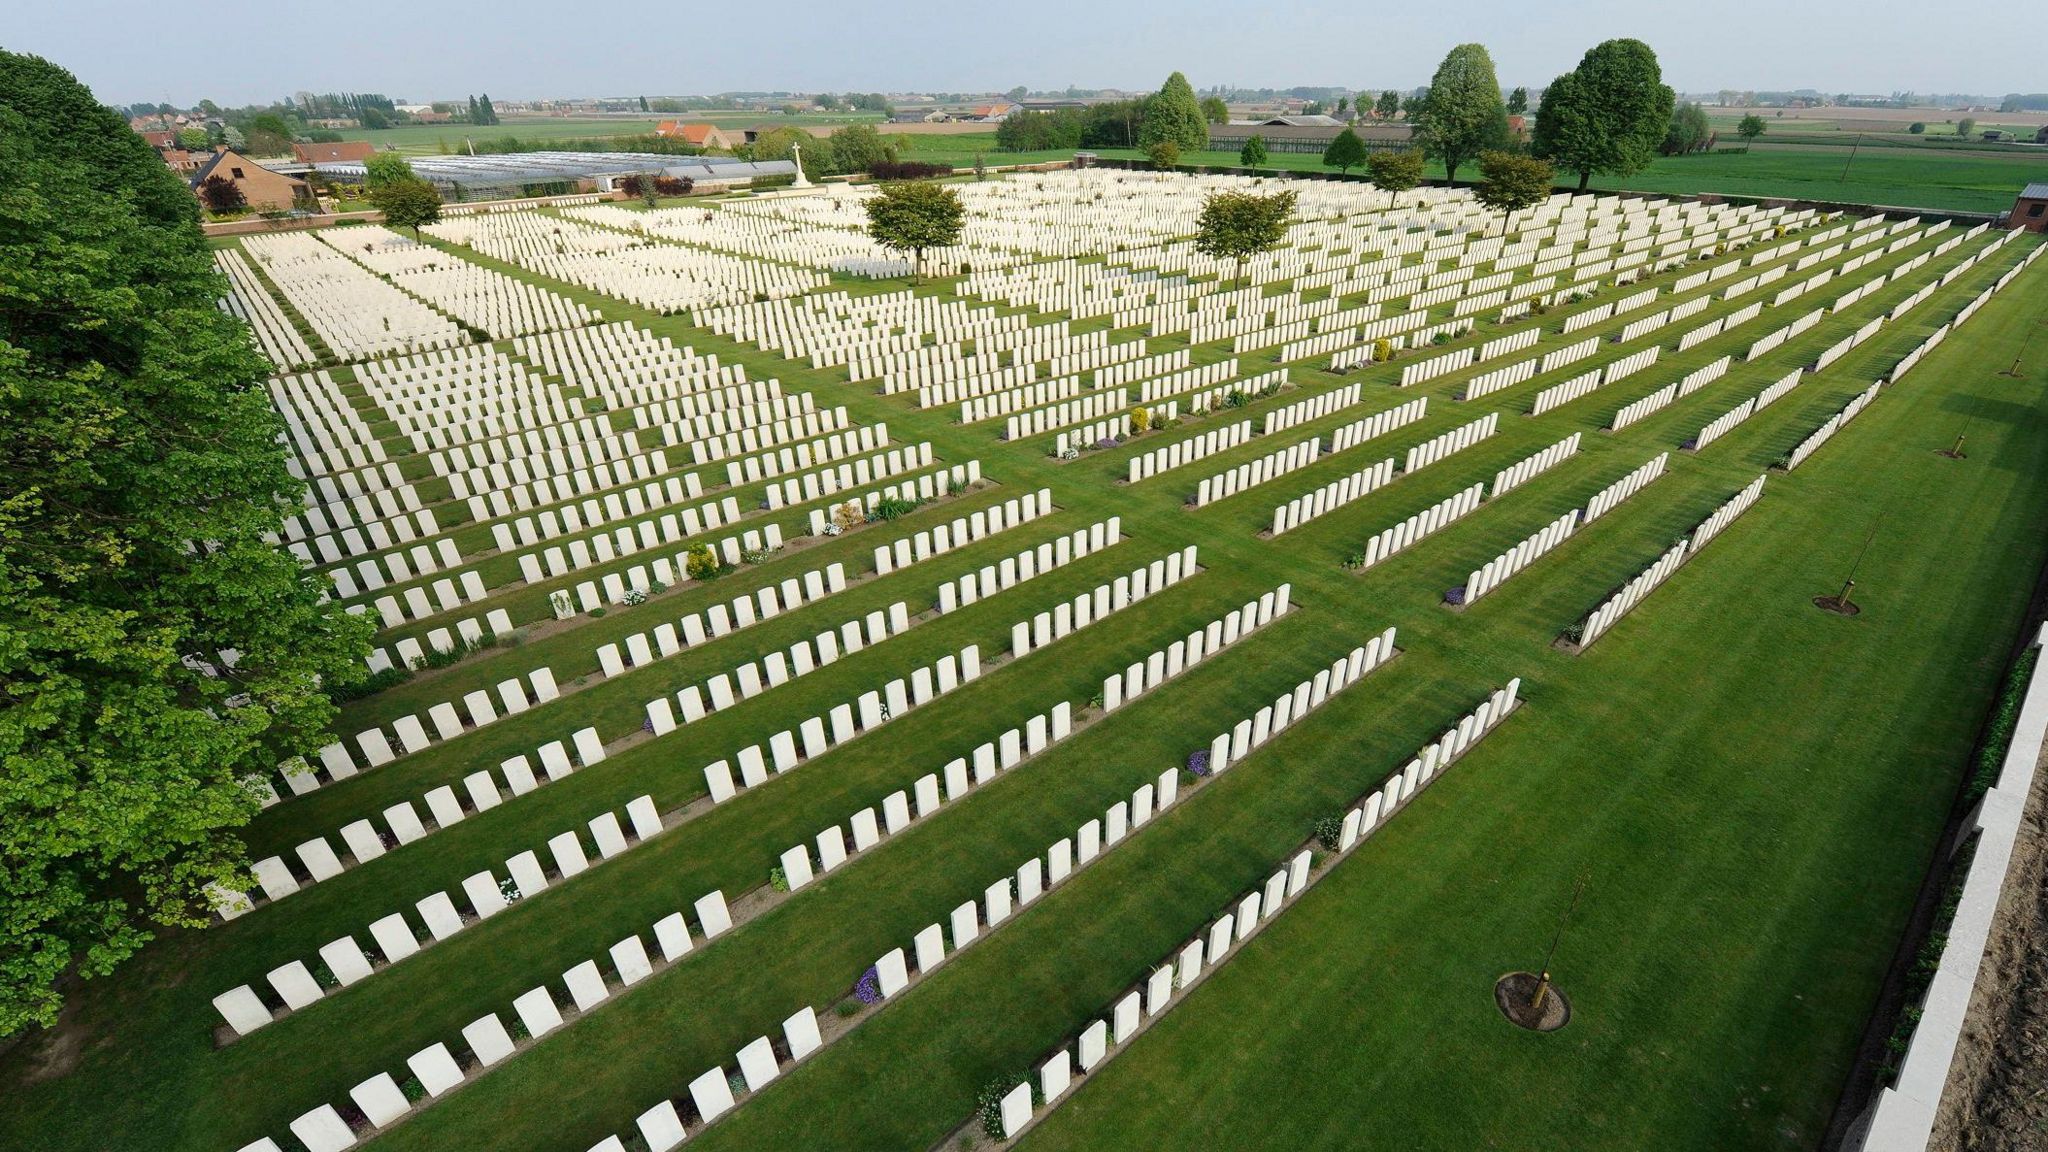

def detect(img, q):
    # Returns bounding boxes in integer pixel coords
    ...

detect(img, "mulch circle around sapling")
[1495,972,1570,1032]
[1813,595,1862,616]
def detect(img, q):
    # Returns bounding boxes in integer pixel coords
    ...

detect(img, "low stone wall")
[1848,624,2048,1150]
[202,210,382,237]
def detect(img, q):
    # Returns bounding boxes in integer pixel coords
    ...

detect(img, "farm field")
[339,112,892,155]
[5,169,2043,1152]
[1086,141,2048,214]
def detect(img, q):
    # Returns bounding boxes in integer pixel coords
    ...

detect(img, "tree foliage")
[362,150,415,189]
[1193,188,1298,288]
[1239,134,1268,168]
[1507,87,1529,116]
[828,123,892,174]
[198,174,246,214]
[1662,101,1713,154]
[1376,90,1402,119]
[1365,148,1427,205]
[1414,44,1510,183]
[1531,39,1674,190]
[995,101,1148,152]
[370,177,442,235]
[1140,71,1208,152]
[1147,139,1181,169]
[1322,127,1368,173]
[865,179,965,284]
[749,127,830,180]
[0,50,372,1035]
[1200,96,1230,124]
[1737,114,1767,143]
[1474,149,1554,230]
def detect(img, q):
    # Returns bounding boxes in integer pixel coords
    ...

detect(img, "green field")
[3,184,2043,1152]
[340,112,888,155]
[1087,139,2048,214]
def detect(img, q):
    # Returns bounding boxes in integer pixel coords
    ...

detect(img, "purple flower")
[1444,586,1467,606]
[854,965,882,1005]
[1095,437,1120,451]
[1187,749,1211,777]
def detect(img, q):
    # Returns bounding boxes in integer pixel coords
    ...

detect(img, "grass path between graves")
[0,209,2038,1152]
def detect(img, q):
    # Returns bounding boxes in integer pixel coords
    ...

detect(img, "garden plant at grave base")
[4,133,2047,1152]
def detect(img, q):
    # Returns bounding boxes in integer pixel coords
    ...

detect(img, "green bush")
[1965,647,2038,804]
[976,1078,1016,1140]
[685,544,721,581]
[769,866,789,892]
[872,497,919,521]
[329,664,413,703]
[1313,815,1344,851]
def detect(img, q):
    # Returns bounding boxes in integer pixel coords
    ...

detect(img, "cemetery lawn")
[1002,254,2048,1152]
[1,186,2041,1152]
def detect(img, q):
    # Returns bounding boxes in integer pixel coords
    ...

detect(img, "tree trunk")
[912,247,922,286]
[1577,169,1590,192]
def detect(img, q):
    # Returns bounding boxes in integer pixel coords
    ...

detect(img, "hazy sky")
[13,0,2039,107]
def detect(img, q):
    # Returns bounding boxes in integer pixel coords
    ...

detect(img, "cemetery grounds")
[2,172,2046,1152]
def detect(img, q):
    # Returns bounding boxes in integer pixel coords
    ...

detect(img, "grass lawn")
[0,183,2041,1152]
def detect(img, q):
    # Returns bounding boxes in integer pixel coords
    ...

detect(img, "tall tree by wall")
[1414,44,1509,183]
[0,50,373,1036]
[1532,39,1674,190]
[1140,71,1209,152]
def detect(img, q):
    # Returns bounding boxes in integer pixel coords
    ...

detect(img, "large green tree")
[1414,43,1510,183]
[865,179,965,284]
[1322,127,1368,173]
[1140,71,1208,152]
[1531,38,1674,190]
[1192,188,1298,289]
[1474,149,1555,232]
[0,51,372,1036]
[371,176,443,237]
[1366,148,1427,206]
[362,149,416,189]
[828,123,892,174]
[1663,101,1713,154]
[1375,89,1401,119]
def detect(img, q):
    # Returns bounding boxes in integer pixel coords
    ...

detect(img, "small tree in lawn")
[1193,188,1297,290]
[1322,127,1368,174]
[198,174,246,214]
[1474,150,1553,234]
[1366,148,1426,206]
[371,177,442,239]
[1737,114,1766,146]
[865,179,964,285]
[1146,139,1180,169]
[1239,134,1268,168]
